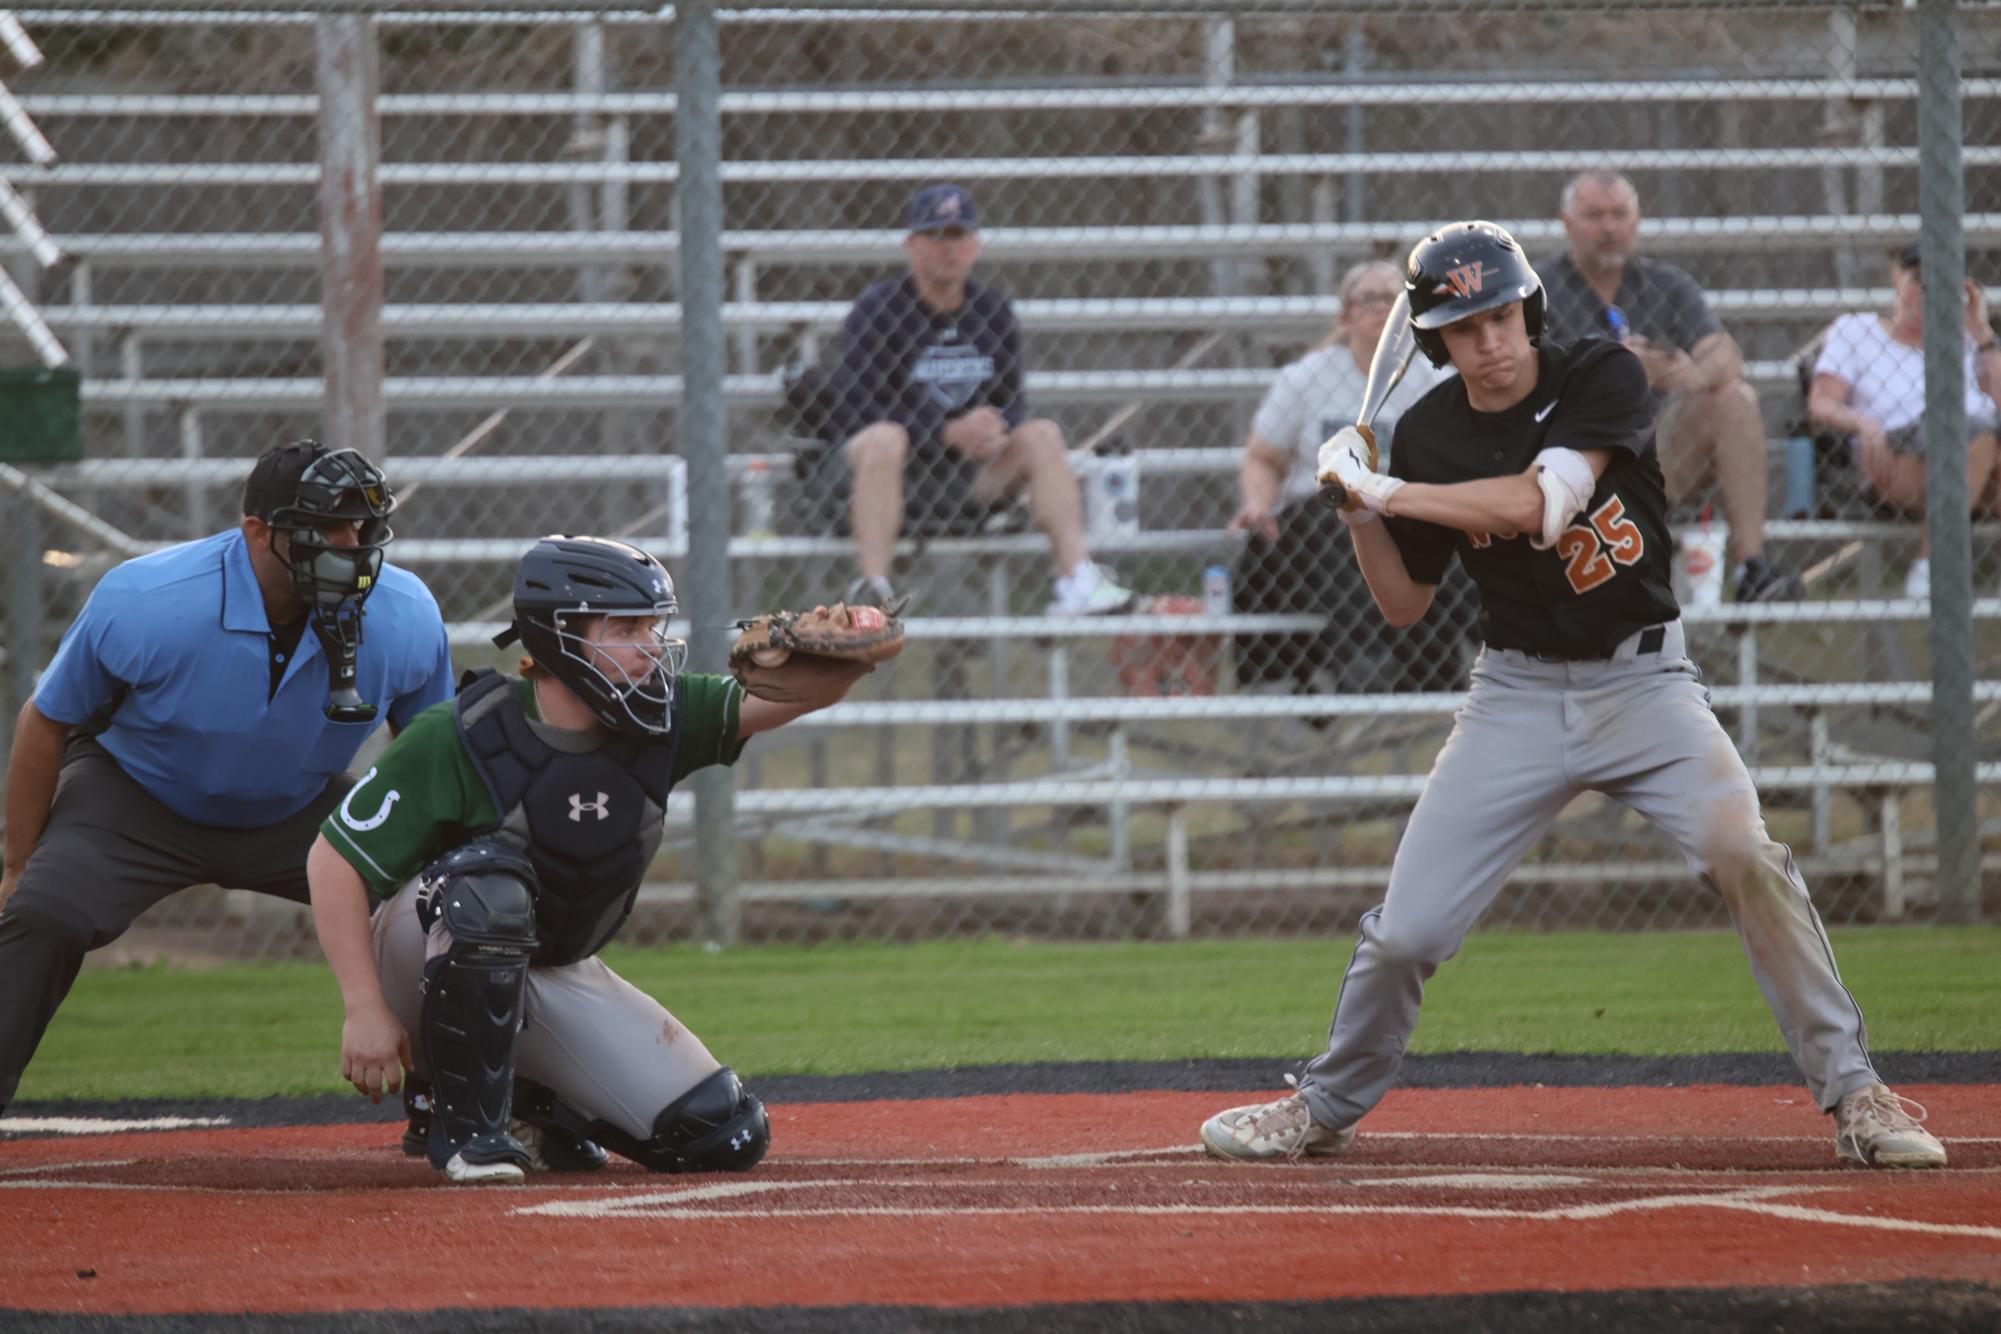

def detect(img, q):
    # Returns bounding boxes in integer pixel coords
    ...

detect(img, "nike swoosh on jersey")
[1533,400,1558,422]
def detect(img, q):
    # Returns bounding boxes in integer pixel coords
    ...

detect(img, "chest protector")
[454,670,682,965]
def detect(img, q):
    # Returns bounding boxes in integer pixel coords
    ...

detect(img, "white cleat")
[1834,1083,1947,1169]
[1200,1084,1356,1163]
[439,1131,533,1185]
[442,1151,526,1185]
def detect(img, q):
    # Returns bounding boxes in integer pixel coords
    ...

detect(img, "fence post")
[676,0,739,947]
[314,12,385,461]
[1917,0,1979,923]
[569,21,609,306]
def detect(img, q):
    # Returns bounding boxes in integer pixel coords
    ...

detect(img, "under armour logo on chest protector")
[569,791,611,822]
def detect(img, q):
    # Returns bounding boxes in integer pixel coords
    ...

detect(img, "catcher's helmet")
[498,535,686,736]
[1405,220,1545,368]
[245,440,396,613]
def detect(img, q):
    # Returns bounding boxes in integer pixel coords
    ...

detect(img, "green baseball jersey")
[321,672,746,901]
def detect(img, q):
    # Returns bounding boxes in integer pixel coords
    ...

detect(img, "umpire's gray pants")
[0,739,351,1108]
[1299,621,1880,1131]
[372,878,721,1141]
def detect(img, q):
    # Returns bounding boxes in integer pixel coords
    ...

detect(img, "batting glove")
[1317,429,1405,516]
[1315,426,1373,481]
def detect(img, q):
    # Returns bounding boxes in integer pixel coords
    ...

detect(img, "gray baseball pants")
[1298,620,1880,1131]
[0,739,350,1109]
[372,877,721,1141]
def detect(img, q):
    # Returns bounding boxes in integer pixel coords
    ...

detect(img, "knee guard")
[587,1067,771,1174]
[415,839,539,1170]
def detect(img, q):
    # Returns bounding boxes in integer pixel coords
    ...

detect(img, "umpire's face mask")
[274,518,387,613]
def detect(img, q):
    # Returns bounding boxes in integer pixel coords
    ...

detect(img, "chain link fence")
[2,2,1998,957]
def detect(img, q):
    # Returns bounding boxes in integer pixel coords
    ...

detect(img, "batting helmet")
[497,535,686,737]
[1405,220,1545,368]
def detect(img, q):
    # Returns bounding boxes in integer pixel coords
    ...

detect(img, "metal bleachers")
[11,6,1998,936]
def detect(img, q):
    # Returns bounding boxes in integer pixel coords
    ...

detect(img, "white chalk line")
[0,1115,233,1135]
[0,1158,138,1177]
[805,1134,2001,1171]
[514,1176,2001,1240]
[508,1176,2000,1240]
[513,1173,1623,1218]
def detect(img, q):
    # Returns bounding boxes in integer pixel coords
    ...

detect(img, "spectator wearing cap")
[818,183,1133,614]
[1807,241,2001,599]
[0,439,453,1115]
[1541,169,1803,602]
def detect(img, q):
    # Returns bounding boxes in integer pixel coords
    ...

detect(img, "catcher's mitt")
[729,599,908,706]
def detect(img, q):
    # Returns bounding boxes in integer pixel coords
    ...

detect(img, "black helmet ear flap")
[493,625,522,650]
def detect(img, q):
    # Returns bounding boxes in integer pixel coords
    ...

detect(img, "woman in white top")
[1807,242,2001,598]
[1228,261,1464,692]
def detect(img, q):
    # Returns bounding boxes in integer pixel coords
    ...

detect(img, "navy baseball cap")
[906,183,979,234]
[1899,240,1924,270]
[243,439,328,518]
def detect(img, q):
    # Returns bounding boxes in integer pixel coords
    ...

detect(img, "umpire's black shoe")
[1734,554,1804,602]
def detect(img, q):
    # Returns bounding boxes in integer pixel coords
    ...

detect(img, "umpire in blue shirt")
[0,439,454,1112]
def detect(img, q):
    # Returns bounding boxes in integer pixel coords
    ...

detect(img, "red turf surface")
[3,1084,1997,1315]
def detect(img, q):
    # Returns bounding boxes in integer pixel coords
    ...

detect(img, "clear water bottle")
[1201,564,1232,619]
[741,458,777,538]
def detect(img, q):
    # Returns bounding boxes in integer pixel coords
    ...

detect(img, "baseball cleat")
[1201,1086,1355,1162]
[440,1131,533,1185]
[511,1118,610,1173]
[1834,1083,1946,1168]
[400,1078,433,1158]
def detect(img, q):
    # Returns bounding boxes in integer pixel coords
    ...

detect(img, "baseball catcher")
[305,536,887,1185]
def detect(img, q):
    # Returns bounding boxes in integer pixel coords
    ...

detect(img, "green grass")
[16,928,1998,1102]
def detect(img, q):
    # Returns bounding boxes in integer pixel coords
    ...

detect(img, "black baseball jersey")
[1383,338,1680,660]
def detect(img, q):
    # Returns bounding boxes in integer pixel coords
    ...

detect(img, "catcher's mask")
[1405,220,1545,369]
[497,535,687,736]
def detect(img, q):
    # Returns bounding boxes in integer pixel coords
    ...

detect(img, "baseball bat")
[1316,289,1416,513]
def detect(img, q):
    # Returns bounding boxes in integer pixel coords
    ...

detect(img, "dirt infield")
[3,1082,1997,1327]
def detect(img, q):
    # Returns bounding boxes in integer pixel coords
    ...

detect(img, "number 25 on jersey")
[1554,497,1645,595]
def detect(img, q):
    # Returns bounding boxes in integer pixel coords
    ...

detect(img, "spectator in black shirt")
[1541,170,1801,602]
[819,184,1133,615]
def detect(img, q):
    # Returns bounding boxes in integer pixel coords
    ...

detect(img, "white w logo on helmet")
[568,791,611,822]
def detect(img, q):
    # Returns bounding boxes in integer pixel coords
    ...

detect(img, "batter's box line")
[0,1159,138,1178]
[791,1135,2001,1171]
[512,1180,2001,1240]
[0,1116,232,1136]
